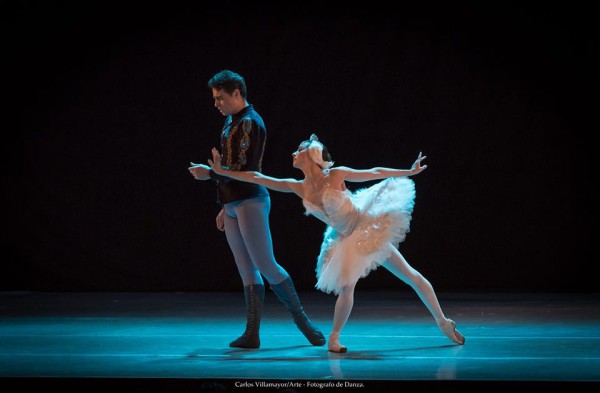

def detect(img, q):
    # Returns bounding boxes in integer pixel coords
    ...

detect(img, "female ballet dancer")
[207,134,465,353]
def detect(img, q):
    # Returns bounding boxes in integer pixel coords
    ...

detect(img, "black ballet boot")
[270,277,326,346]
[229,284,264,349]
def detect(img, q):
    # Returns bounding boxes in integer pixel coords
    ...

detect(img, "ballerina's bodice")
[302,184,360,236]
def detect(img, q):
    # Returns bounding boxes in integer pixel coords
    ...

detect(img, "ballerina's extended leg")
[382,245,465,345]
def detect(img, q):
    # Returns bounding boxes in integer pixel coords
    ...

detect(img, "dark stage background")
[3,1,596,292]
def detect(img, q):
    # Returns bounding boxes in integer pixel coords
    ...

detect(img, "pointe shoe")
[438,318,465,345]
[327,333,348,353]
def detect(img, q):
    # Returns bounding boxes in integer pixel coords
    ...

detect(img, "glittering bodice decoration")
[302,184,360,236]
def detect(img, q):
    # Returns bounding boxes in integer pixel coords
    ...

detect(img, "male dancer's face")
[212,87,240,116]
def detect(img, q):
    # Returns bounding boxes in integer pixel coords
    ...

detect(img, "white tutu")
[303,177,416,295]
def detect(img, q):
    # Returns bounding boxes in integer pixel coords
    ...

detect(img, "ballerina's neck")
[303,169,329,189]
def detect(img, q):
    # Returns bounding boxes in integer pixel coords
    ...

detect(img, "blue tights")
[223,196,289,286]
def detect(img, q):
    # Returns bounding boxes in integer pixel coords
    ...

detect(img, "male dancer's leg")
[222,204,264,348]
[233,196,287,284]
[235,196,326,346]
[223,209,262,286]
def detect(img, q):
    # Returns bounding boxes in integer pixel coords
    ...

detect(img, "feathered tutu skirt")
[315,177,416,295]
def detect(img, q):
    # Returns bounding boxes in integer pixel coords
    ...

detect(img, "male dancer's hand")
[188,162,211,180]
[216,208,225,232]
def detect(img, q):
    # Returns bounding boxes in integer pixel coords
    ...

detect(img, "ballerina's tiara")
[307,133,334,169]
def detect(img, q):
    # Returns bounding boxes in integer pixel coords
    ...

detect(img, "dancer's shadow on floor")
[327,343,462,359]
[186,342,461,361]
[186,344,324,362]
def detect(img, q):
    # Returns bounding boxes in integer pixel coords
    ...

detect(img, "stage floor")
[1,291,599,391]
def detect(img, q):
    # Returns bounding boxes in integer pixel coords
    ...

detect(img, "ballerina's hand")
[188,161,211,180]
[411,152,428,175]
[208,147,224,174]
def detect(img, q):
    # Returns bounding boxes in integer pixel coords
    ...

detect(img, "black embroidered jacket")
[209,104,269,204]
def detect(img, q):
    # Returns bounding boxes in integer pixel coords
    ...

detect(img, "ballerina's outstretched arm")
[208,147,302,194]
[331,152,427,183]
